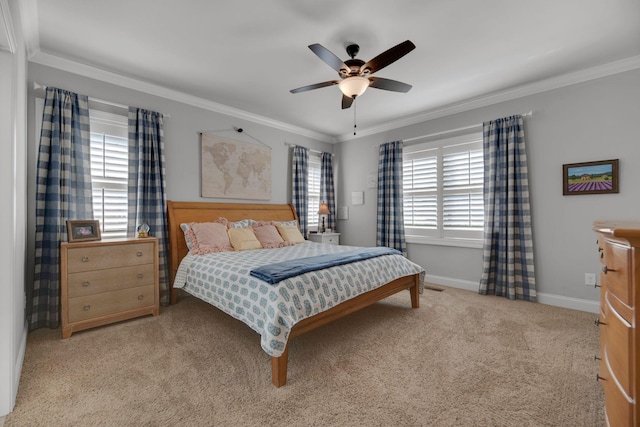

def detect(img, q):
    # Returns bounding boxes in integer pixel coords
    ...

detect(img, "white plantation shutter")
[307,153,321,229]
[89,111,129,239]
[403,134,483,242]
[403,149,437,234]
[442,145,484,234]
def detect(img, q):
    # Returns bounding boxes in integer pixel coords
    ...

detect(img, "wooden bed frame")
[167,200,421,387]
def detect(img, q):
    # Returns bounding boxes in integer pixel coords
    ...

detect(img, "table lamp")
[318,202,330,233]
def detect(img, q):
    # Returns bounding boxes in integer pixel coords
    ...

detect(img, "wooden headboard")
[167,201,298,303]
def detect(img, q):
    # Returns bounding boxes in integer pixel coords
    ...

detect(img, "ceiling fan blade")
[360,40,416,75]
[290,80,339,94]
[368,77,412,93]
[341,95,354,109]
[309,44,349,74]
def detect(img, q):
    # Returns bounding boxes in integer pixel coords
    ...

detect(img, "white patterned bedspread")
[173,242,424,357]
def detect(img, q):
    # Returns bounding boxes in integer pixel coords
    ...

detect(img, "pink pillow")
[186,220,233,254]
[252,222,294,249]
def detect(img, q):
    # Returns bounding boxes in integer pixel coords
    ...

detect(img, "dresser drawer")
[602,359,633,427]
[66,241,155,273]
[68,285,156,323]
[603,294,633,397]
[602,241,632,306]
[308,233,340,245]
[67,264,155,298]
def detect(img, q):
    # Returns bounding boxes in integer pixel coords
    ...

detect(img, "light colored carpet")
[6,286,604,426]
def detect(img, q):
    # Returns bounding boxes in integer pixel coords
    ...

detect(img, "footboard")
[271,272,421,387]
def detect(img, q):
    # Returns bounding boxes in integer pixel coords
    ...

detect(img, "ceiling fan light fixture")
[338,76,369,98]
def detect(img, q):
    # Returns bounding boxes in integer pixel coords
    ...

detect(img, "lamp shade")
[338,76,370,98]
[318,202,330,215]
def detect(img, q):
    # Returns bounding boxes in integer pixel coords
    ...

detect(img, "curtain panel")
[480,115,536,301]
[31,87,93,330]
[127,108,170,306]
[320,152,337,232]
[291,146,309,237]
[376,141,407,256]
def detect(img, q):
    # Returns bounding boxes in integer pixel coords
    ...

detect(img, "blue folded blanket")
[250,246,402,284]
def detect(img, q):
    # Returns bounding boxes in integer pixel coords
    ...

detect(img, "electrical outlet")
[585,273,597,286]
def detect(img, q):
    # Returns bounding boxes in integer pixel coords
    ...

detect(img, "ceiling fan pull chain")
[353,96,357,135]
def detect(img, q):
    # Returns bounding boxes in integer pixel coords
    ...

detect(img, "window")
[307,152,321,230]
[403,133,483,245]
[89,111,129,239]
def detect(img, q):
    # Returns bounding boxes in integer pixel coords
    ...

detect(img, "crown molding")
[335,55,640,142]
[30,49,640,145]
[0,0,16,53]
[18,0,39,59]
[30,51,336,143]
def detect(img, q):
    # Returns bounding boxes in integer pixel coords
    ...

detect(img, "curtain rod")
[284,142,333,156]
[403,111,532,144]
[33,82,171,118]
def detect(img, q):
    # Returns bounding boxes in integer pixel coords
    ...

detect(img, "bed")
[167,201,424,386]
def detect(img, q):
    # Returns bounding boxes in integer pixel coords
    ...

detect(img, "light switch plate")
[338,206,349,220]
[367,173,377,189]
[351,191,364,205]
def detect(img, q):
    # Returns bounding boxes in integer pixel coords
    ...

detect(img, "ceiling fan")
[290,40,416,109]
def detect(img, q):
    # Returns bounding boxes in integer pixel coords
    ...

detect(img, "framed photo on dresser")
[66,220,101,243]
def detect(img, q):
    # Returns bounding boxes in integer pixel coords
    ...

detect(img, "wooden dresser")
[61,237,159,338]
[594,221,640,427]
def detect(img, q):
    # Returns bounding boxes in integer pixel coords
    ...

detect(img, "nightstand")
[308,232,340,245]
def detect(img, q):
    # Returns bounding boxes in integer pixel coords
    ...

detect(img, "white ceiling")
[26,0,640,141]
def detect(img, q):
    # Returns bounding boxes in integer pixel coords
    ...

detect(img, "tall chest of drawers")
[61,237,159,338]
[593,221,640,427]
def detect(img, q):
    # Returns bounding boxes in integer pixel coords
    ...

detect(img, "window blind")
[89,111,129,239]
[403,135,483,240]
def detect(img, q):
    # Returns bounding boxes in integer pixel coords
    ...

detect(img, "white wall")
[336,69,640,312]
[0,0,28,416]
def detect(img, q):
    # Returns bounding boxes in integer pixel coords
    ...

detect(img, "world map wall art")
[562,159,618,195]
[200,133,271,200]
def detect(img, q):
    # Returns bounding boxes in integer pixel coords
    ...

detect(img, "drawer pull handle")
[137,295,144,301]
[83,305,91,311]
[595,318,607,326]
[82,281,90,287]
[594,283,601,289]
[602,265,616,274]
[138,273,144,278]
[136,251,143,257]
[81,256,89,262]
[596,374,606,382]
[594,355,601,361]
[598,247,603,253]
[600,252,603,259]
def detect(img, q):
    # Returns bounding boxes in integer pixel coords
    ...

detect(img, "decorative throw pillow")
[276,224,306,244]
[180,223,194,250]
[228,219,257,229]
[273,219,298,227]
[252,222,294,248]
[185,219,233,254]
[228,227,263,251]
[181,217,229,250]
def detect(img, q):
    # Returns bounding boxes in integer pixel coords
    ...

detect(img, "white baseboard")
[425,274,599,314]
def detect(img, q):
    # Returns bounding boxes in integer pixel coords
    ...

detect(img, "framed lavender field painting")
[562,159,618,195]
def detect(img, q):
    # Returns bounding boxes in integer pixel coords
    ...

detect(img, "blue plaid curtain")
[320,152,336,232]
[376,141,407,256]
[291,146,309,237]
[480,115,536,301]
[128,108,170,305]
[31,87,93,330]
